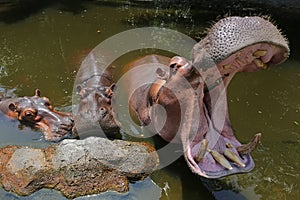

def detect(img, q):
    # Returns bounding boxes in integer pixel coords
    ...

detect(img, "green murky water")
[0,1,299,199]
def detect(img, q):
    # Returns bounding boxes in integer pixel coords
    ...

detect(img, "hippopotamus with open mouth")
[72,16,289,178]
[126,16,289,178]
[0,89,74,141]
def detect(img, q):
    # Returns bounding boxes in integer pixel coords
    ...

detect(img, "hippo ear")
[156,68,165,76]
[76,84,82,93]
[8,103,17,112]
[109,83,116,91]
[35,89,41,97]
[95,91,111,104]
[94,92,101,101]
[106,83,116,99]
[76,85,87,99]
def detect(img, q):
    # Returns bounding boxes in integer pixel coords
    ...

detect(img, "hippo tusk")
[208,149,233,170]
[237,133,262,155]
[253,50,268,57]
[194,139,209,162]
[224,149,246,168]
[225,142,234,148]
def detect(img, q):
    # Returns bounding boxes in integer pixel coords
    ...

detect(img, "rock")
[0,137,159,199]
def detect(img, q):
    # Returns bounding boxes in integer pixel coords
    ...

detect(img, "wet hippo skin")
[0,89,74,141]
[125,16,289,178]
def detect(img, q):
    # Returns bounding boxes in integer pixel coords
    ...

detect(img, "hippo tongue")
[181,75,258,178]
[184,90,257,178]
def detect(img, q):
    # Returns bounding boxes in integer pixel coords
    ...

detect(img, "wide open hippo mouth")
[184,42,288,178]
[153,16,290,178]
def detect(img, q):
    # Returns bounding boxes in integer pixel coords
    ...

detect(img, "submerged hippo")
[0,89,74,141]
[74,16,289,178]
[74,57,120,138]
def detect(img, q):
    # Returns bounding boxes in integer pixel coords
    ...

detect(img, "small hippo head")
[0,89,74,141]
[74,83,120,138]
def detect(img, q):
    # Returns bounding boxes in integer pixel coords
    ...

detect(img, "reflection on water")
[0,177,161,200]
[0,1,299,199]
[0,114,49,148]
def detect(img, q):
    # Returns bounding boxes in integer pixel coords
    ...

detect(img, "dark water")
[0,1,299,199]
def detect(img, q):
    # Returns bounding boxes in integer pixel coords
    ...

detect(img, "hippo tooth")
[224,149,246,168]
[253,59,268,69]
[223,65,232,69]
[253,50,267,57]
[237,133,262,155]
[209,149,233,170]
[225,142,234,148]
[194,139,208,162]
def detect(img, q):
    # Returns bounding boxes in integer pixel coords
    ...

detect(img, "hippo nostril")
[169,63,176,69]
[25,112,32,116]
[99,107,107,117]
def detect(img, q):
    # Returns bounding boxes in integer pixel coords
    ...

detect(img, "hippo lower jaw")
[182,42,288,178]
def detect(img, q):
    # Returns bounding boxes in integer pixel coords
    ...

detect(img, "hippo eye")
[99,107,107,116]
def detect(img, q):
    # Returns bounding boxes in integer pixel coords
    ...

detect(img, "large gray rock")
[0,137,159,199]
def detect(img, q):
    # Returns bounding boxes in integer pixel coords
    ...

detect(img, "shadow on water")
[0,0,87,23]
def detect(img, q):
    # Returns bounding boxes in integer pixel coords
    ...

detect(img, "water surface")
[0,1,299,199]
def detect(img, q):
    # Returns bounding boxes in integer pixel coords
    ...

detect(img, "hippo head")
[154,16,289,178]
[0,89,74,141]
[74,83,120,138]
